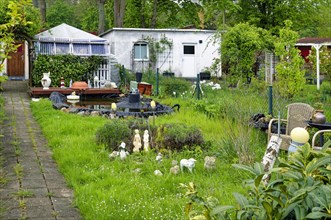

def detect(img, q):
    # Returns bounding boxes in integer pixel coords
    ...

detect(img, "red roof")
[297,37,331,45]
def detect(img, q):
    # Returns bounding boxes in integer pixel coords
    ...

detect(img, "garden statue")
[133,129,142,152]
[180,158,197,173]
[204,156,216,170]
[119,142,129,160]
[170,165,180,175]
[143,130,149,151]
[156,153,163,163]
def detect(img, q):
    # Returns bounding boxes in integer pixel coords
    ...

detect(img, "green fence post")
[268,85,273,116]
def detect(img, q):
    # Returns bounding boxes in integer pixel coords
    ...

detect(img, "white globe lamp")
[288,127,310,153]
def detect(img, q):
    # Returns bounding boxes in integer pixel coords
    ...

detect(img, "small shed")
[100,28,221,78]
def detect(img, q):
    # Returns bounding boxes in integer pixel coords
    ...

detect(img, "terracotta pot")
[312,110,326,124]
[71,81,88,90]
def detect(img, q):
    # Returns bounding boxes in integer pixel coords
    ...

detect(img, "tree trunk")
[98,0,106,34]
[38,0,46,25]
[32,0,38,7]
[114,0,125,27]
[151,0,157,28]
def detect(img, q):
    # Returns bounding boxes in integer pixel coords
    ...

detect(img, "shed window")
[183,45,195,54]
[39,42,54,54]
[134,43,148,60]
[56,43,70,54]
[92,44,107,55]
[73,43,90,55]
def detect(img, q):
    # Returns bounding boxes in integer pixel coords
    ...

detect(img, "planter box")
[199,72,211,80]
[163,72,174,77]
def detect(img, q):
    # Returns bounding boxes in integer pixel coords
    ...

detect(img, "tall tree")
[38,0,46,25]
[151,0,158,28]
[114,0,125,27]
[98,0,106,34]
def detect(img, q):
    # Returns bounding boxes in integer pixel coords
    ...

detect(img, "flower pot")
[136,72,143,83]
[71,81,88,90]
[312,110,326,124]
[41,72,51,90]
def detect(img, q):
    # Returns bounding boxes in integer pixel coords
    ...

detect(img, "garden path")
[0,81,81,219]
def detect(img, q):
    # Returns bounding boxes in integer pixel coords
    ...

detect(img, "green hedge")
[32,55,104,87]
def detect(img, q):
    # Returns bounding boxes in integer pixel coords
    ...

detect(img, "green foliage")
[308,45,331,82]
[161,77,191,97]
[274,20,306,98]
[155,123,204,151]
[0,0,41,72]
[221,23,272,85]
[95,119,131,151]
[32,55,104,87]
[209,143,331,219]
[46,0,79,28]
[0,75,8,91]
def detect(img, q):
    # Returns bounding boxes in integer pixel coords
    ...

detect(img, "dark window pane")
[183,45,195,54]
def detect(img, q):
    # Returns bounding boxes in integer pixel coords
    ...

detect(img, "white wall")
[102,28,220,78]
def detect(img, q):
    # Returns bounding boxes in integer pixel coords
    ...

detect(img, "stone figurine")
[119,142,129,160]
[132,129,142,152]
[180,158,197,173]
[143,130,149,151]
[204,156,216,170]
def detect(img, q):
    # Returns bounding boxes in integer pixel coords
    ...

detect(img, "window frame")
[133,42,149,61]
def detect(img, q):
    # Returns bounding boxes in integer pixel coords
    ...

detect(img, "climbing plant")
[143,34,173,71]
[32,55,104,87]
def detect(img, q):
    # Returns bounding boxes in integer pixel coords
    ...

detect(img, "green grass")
[29,82,331,219]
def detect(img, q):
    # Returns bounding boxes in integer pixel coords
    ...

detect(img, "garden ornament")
[180,158,197,173]
[119,142,129,160]
[170,165,180,175]
[133,129,142,152]
[154,170,163,176]
[204,156,216,170]
[143,130,149,151]
[156,153,162,163]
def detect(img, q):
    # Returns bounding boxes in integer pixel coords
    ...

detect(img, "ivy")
[32,55,104,87]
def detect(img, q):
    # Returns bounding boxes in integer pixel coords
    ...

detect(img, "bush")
[161,77,191,97]
[95,119,132,151]
[155,123,204,151]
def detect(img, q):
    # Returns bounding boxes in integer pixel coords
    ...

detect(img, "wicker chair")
[267,103,315,150]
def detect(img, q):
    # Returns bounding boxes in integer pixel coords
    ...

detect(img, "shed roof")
[296,37,331,46]
[35,23,107,43]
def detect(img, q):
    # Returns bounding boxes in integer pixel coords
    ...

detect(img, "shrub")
[95,119,132,151]
[161,77,191,97]
[155,123,204,151]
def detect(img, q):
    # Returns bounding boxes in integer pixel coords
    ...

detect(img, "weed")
[14,189,34,198]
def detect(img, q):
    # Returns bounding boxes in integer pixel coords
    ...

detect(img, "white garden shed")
[100,28,221,78]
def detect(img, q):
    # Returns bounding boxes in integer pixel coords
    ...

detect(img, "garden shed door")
[181,43,197,78]
[7,43,25,79]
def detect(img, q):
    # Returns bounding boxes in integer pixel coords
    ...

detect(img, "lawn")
[29,81,331,219]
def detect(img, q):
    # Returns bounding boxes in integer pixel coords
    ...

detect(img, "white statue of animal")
[180,158,197,173]
[204,156,216,170]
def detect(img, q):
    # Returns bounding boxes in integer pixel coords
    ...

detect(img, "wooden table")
[29,87,121,98]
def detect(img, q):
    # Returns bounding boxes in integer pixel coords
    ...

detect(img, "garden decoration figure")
[180,158,197,173]
[60,77,65,88]
[156,153,162,163]
[154,170,163,176]
[179,158,196,173]
[143,130,149,151]
[204,156,216,170]
[119,142,129,160]
[170,165,180,175]
[133,129,142,152]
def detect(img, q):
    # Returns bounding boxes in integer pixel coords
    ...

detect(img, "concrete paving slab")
[0,81,82,219]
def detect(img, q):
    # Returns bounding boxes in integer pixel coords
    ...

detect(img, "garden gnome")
[119,142,129,160]
[156,153,162,163]
[143,130,149,151]
[132,129,142,152]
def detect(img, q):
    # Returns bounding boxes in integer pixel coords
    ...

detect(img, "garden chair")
[267,103,315,150]
[311,129,331,150]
